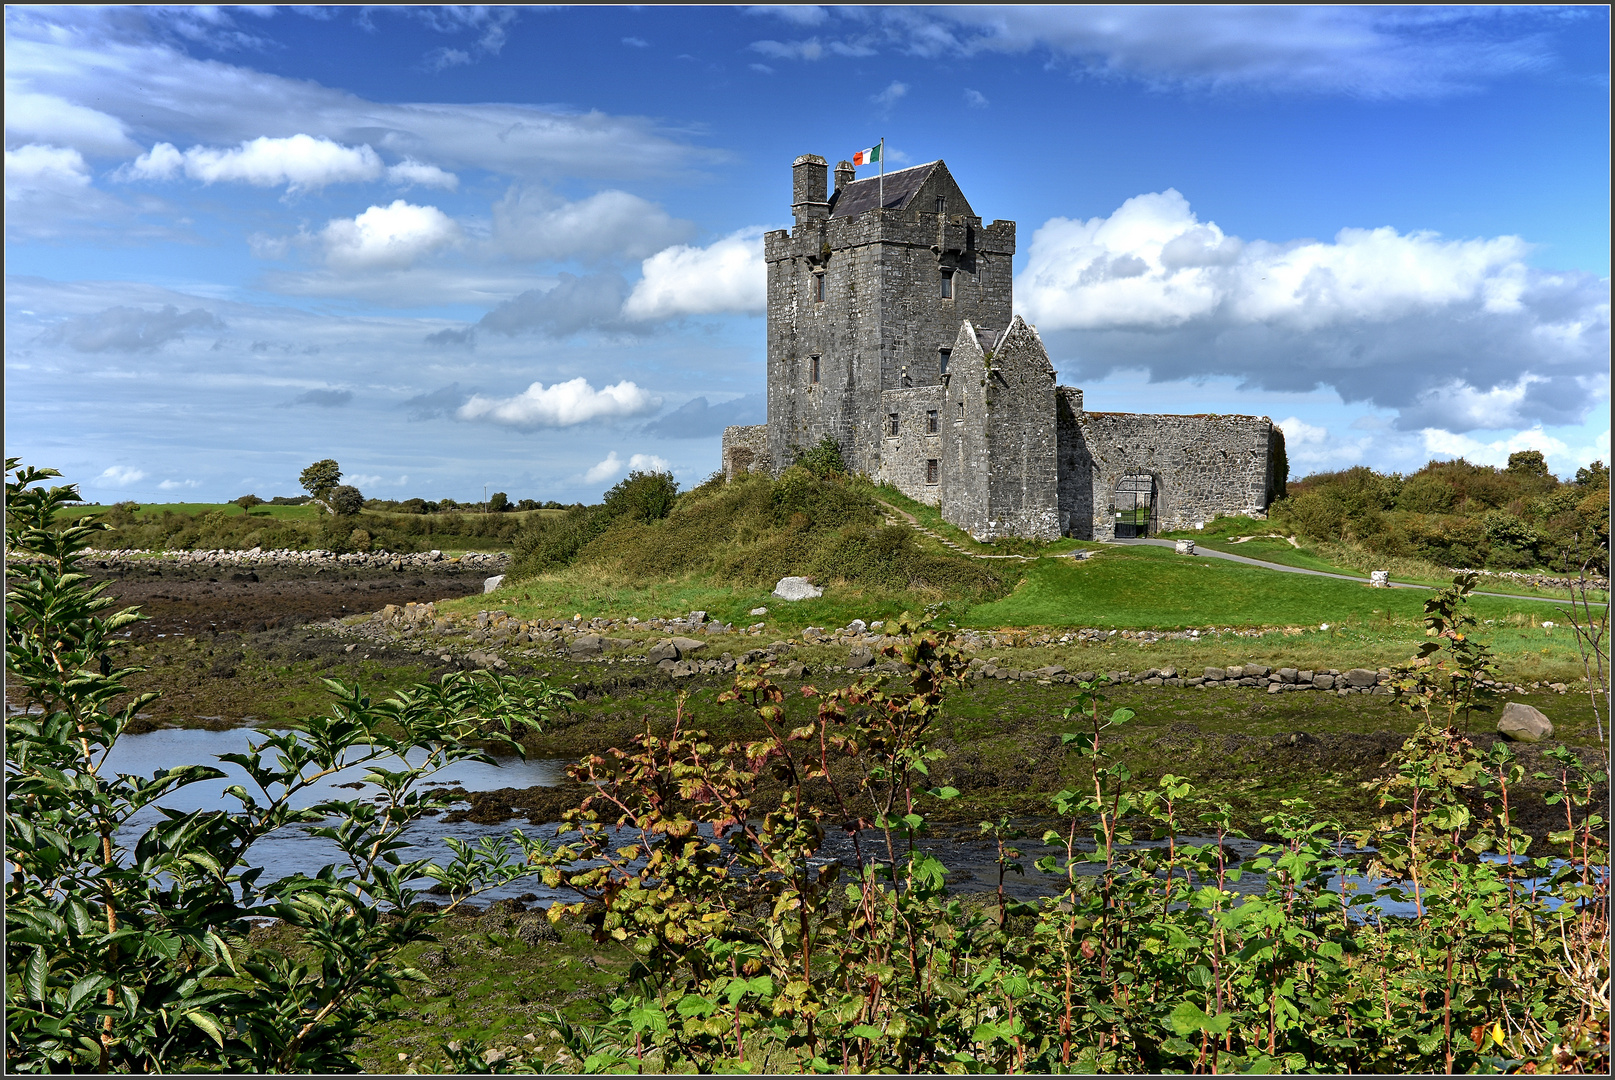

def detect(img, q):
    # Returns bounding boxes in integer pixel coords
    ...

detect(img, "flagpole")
[878,136,884,211]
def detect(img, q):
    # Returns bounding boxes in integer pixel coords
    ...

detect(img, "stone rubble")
[321,603,1557,697]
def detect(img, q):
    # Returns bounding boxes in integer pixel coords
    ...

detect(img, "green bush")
[4,460,569,1071]
[327,485,364,516]
[600,469,678,524]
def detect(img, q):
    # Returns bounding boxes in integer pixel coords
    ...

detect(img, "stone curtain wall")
[876,386,947,503]
[1073,412,1277,540]
[721,425,771,480]
[764,156,1012,480]
[1054,387,1094,539]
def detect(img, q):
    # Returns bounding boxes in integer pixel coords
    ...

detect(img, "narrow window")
[955,400,965,423]
[810,356,820,384]
[940,271,953,299]
[926,459,939,485]
[888,413,899,437]
[938,347,951,375]
[935,196,945,215]
[926,409,939,434]
[813,272,825,303]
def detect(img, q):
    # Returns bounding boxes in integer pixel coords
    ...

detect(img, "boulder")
[750,606,769,616]
[848,647,876,669]
[1497,702,1553,743]
[647,640,679,663]
[483,574,505,594]
[670,636,707,658]
[772,576,823,601]
[1344,668,1379,688]
[1278,668,1298,683]
[568,635,603,658]
[1313,673,1335,690]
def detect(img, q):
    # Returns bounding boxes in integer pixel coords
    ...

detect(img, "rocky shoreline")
[74,547,510,573]
[332,603,1583,699]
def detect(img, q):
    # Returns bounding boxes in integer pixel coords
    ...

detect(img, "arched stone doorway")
[1112,471,1158,538]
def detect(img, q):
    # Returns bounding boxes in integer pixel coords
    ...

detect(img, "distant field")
[66,503,564,525]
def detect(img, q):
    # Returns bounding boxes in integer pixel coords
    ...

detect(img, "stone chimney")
[792,154,828,223]
[833,159,855,195]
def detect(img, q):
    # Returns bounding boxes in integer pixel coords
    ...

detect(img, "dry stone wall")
[721,425,770,480]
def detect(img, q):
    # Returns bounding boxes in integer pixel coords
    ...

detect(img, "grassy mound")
[509,468,1010,601]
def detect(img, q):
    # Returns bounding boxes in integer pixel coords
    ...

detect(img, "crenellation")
[734,153,1282,542]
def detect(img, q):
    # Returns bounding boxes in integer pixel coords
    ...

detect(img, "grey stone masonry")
[721,425,770,480]
[941,317,1059,540]
[726,151,1282,540]
[764,158,1014,478]
[1062,410,1284,540]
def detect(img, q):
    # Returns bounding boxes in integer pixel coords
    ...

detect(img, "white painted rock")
[1175,539,1196,555]
[483,574,505,594]
[1497,702,1553,743]
[1370,570,1390,587]
[772,576,823,601]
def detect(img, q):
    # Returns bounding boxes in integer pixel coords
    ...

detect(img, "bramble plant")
[5,460,571,1072]
[520,582,1607,1073]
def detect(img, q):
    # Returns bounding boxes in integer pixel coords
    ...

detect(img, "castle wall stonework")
[1067,412,1280,540]
[721,425,770,481]
[727,153,1283,542]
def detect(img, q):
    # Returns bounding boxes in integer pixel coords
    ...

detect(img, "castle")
[721,154,1287,541]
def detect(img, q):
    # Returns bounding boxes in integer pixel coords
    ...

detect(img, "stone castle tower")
[722,154,1286,541]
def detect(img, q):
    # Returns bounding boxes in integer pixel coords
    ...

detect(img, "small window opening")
[935,196,945,215]
[940,271,953,299]
[810,356,820,384]
[926,409,939,434]
[813,273,825,303]
[938,347,951,375]
[888,413,899,437]
[955,400,965,423]
[926,459,939,485]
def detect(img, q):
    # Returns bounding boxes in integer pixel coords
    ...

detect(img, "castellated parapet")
[729,153,1285,541]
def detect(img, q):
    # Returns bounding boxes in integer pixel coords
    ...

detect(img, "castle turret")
[833,159,855,196]
[791,154,828,223]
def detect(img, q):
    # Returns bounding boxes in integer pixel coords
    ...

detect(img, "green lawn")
[71,501,327,521]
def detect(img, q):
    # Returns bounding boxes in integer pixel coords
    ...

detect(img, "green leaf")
[849,1024,884,1040]
[676,993,717,1018]
[185,1010,227,1048]
[25,945,47,1002]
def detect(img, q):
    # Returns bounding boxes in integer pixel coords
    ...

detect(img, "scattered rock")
[1344,668,1379,688]
[750,606,769,615]
[772,576,823,601]
[484,574,505,594]
[1497,702,1553,743]
[848,647,875,669]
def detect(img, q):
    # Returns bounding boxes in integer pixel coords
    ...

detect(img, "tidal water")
[67,726,1581,917]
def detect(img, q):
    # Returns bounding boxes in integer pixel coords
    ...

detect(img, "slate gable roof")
[828,160,939,218]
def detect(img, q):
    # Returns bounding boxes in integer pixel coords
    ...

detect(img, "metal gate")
[1112,472,1157,538]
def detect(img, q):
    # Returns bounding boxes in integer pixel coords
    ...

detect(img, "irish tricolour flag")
[852,143,881,167]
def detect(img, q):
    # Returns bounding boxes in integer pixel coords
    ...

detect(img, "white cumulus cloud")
[321,201,461,270]
[583,451,673,484]
[5,144,91,200]
[623,228,768,321]
[1019,189,1609,434]
[1276,417,1327,445]
[456,378,662,430]
[158,478,200,491]
[96,465,147,486]
[120,135,385,192]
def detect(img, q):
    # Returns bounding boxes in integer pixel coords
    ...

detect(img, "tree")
[1574,460,1609,488]
[1506,449,1549,477]
[327,484,364,516]
[488,491,509,513]
[298,459,341,502]
[234,494,264,510]
[5,459,570,1071]
[601,470,678,523]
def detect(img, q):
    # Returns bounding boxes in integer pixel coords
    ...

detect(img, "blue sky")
[5,5,1609,504]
